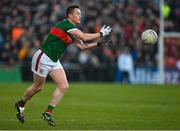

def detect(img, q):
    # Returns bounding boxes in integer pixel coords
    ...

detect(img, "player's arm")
[73,39,97,50]
[69,29,100,41]
[68,25,111,41]
[74,38,112,50]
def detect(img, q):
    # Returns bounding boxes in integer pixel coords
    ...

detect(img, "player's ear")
[68,13,73,19]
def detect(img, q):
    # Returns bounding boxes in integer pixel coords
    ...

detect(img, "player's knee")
[59,83,69,93]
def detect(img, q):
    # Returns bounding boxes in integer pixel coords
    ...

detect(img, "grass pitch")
[0,83,180,130]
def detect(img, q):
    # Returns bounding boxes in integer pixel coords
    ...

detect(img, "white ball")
[141,29,158,44]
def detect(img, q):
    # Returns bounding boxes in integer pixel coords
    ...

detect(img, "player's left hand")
[97,39,112,46]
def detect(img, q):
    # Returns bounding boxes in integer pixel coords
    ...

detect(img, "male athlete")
[15,5,112,126]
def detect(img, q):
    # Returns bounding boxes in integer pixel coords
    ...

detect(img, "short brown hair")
[66,5,80,17]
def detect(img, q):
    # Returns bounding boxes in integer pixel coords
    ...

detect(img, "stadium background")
[0,0,179,83]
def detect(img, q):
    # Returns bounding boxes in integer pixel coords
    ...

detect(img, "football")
[141,29,158,44]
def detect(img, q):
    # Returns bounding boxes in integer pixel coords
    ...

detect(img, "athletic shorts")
[31,49,63,77]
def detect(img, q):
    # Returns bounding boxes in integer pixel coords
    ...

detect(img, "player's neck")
[67,18,76,25]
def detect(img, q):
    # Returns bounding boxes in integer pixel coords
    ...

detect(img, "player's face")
[70,8,81,24]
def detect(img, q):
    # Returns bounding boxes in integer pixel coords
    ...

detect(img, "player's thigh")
[33,74,46,88]
[49,68,69,90]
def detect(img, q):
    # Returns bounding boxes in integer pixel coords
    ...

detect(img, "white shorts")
[31,49,63,77]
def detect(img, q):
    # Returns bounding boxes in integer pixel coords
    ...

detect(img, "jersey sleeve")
[64,20,76,32]
[63,20,77,41]
[67,28,78,33]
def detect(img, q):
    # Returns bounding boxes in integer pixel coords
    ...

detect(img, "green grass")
[0,83,180,130]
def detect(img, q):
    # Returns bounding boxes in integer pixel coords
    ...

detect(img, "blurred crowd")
[0,0,178,81]
[164,38,180,69]
[163,0,180,71]
[163,0,180,32]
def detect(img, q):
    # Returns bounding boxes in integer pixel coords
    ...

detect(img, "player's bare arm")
[74,38,113,50]
[68,25,112,41]
[69,29,100,41]
[74,39,97,50]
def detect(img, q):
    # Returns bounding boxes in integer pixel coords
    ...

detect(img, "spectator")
[117,47,134,83]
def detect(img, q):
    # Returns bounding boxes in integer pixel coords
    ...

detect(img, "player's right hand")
[100,25,112,37]
[97,39,112,46]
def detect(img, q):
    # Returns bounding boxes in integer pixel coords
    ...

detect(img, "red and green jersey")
[40,19,76,62]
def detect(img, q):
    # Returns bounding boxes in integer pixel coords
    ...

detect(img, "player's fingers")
[105,26,111,30]
[106,40,112,44]
[103,40,112,45]
[107,28,112,32]
[102,25,106,29]
[109,40,112,44]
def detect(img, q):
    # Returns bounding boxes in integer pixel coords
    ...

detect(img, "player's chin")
[77,21,81,24]
[76,20,81,24]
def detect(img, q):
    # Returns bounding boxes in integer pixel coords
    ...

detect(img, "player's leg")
[15,49,47,123]
[22,74,46,102]
[15,74,46,123]
[42,68,69,126]
[49,68,69,107]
